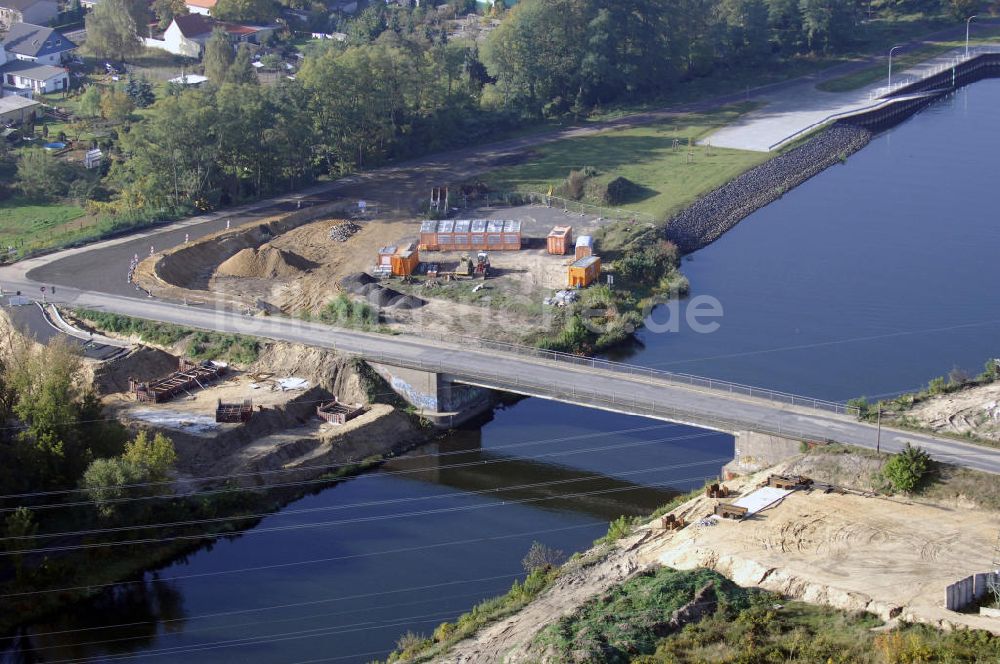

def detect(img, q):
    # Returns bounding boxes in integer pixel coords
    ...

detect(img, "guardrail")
[353,347,843,438]
[359,331,858,418]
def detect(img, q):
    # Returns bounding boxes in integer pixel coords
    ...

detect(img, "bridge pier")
[368,362,494,429]
[723,431,804,479]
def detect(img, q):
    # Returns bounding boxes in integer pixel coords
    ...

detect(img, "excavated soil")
[436,460,1000,662]
[216,246,316,279]
[903,383,1000,443]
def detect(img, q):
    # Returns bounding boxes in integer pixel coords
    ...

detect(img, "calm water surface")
[8,79,1000,663]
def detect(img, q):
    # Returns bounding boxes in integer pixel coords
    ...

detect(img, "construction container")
[547,225,573,255]
[390,248,420,276]
[575,235,594,259]
[437,220,455,251]
[502,220,522,250]
[453,219,471,251]
[470,219,487,247]
[568,255,601,288]
[376,246,397,275]
[419,220,439,251]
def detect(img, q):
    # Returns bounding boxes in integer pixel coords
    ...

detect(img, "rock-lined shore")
[666,124,872,253]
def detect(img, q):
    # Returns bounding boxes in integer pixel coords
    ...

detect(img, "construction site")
[131,196,614,340]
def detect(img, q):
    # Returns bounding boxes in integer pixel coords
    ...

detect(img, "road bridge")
[2,279,1000,477]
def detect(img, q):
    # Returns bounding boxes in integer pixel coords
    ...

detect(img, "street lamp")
[888,45,904,92]
[966,15,978,58]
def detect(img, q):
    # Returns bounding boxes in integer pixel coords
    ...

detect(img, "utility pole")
[876,406,882,453]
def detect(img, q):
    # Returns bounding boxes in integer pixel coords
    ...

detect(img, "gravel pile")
[339,272,376,294]
[329,222,361,242]
[665,124,872,253]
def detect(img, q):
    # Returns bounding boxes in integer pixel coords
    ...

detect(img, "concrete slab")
[706,44,1000,152]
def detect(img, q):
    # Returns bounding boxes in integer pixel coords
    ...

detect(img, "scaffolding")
[130,359,226,403]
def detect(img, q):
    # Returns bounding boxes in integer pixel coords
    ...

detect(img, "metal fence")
[475,190,656,226]
[353,346,845,440]
[354,329,858,418]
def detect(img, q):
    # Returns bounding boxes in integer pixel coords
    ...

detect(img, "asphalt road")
[5,35,1000,475]
[2,284,998,476]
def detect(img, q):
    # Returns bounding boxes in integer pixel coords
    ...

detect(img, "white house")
[145,14,275,58]
[0,0,58,31]
[2,23,77,65]
[2,60,69,93]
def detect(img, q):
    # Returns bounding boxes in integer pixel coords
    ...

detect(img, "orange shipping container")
[547,225,573,255]
[568,255,601,288]
[390,248,420,276]
[575,235,594,259]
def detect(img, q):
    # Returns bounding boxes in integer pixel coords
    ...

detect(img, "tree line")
[42,0,982,218]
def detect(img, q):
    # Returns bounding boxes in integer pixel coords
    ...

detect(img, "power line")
[0,455,724,544]
[4,426,718,515]
[0,521,602,600]
[0,467,720,556]
[0,422,684,507]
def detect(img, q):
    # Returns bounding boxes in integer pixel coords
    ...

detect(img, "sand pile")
[216,246,315,279]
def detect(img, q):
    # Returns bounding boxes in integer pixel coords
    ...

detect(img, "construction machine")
[474,251,490,279]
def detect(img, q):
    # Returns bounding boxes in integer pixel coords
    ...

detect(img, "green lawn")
[0,198,88,250]
[483,103,771,223]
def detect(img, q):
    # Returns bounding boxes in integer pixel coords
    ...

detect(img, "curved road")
[4,39,1000,475]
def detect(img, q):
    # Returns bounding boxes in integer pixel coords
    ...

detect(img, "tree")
[79,85,103,118]
[228,43,258,85]
[15,148,67,200]
[81,456,149,520]
[882,444,931,493]
[153,0,187,29]
[3,507,37,582]
[203,29,235,84]
[85,0,142,60]
[212,0,276,23]
[121,430,177,483]
[100,87,136,123]
[125,76,155,108]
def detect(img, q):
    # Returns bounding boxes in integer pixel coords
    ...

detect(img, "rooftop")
[571,255,600,269]
[185,0,216,7]
[0,94,40,113]
[1,59,66,80]
[1,23,75,57]
[0,0,53,11]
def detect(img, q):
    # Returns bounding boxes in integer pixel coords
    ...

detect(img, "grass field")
[0,198,88,250]
[483,103,771,222]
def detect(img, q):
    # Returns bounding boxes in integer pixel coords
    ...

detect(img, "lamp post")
[966,15,978,58]
[888,45,904,92]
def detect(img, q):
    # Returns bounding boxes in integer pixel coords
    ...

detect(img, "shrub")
[882,443,931,493]
[564,169,588,200]
[594,515,639,546]
[522,541,566,573]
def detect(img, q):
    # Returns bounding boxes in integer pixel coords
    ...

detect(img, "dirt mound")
[216,246,315,279]
[390,295,425,310]
[339,272,377,294]
[92,346,179,395]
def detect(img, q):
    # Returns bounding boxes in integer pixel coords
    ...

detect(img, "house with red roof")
[144,13,275,59]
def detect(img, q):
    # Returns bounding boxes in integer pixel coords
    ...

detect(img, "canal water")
[7,79,1000,663]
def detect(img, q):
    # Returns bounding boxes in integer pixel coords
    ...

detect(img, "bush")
[594,514,639,546]
[522,541,566,573]
[882,443,931,493]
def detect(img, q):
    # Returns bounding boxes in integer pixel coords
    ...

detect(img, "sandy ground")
[106,371,314,437]
[904,383,1000,443]
[436,461,1000,662]
[142,202,613,342]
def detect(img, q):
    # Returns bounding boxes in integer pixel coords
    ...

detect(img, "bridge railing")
[358,348,840,440]
[395,333,858,417]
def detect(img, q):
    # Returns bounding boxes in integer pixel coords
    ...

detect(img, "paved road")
[710,43,1000,151]
[3,284,999,476]
[4,31,1000,476]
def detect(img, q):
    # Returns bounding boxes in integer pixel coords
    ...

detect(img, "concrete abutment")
[367,362,494,428]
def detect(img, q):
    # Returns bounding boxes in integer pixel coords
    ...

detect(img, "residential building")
[0,0,58,30]
[144,14,275,58]
[2,60,69,93]
[0,93,40,124]
[2,23,77,65]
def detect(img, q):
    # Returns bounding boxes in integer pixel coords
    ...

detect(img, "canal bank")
[8,70,1000,664]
